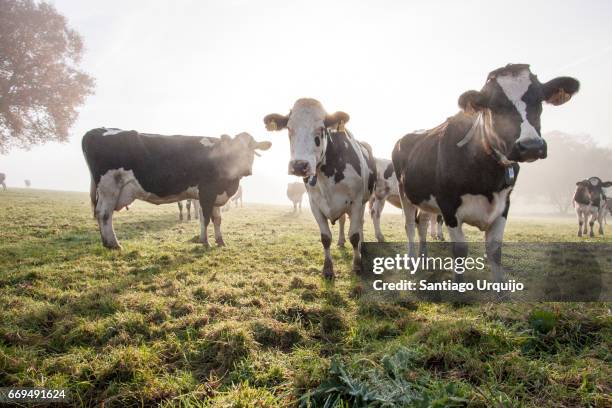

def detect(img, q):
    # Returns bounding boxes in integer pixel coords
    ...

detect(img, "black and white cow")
[264,98,376,279]
[573,177,611,237]
[287,181,307,214]
[0,173,6,191]
[24,179,31,188]
[178,199,199,221]
[82,128,271,249]
[392,64,579,282]
[367,157,443,243]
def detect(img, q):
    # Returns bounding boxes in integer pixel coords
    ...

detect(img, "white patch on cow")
[200,137,216,147]
[588,177,599,186]
[496,70,540,144]
[456,188,512,231]
[214,192,230,206]
[102,128,123,136]
[287,99,327,177]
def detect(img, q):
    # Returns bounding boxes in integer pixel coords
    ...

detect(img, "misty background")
[1,0,611,212]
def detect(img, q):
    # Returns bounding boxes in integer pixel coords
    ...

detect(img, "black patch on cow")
[349,232,360,249]
[320,131,361,184]
[314,136,320,147]
[383,162,394,179]
[392,113,521,229]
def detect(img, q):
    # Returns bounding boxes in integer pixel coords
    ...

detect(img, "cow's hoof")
[337,239,345,248]
[201,241,211,248]
[216,238,226,247]
[322,258,334,279]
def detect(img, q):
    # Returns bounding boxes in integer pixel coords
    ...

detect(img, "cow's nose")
[517,138,547,160]
[289,160,310,176]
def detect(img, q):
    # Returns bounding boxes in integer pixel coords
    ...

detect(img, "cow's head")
[264,98,349,177]
[458,64,579,162]
[576,177,612,206]
[214,132,271,179]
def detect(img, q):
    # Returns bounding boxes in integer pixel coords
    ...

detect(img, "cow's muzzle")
[289,160,311,177]
[512,138,547,162]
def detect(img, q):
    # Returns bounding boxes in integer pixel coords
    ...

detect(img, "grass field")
[0,189,610,407]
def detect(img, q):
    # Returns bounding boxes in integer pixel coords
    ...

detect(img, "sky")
[1,0,611,204]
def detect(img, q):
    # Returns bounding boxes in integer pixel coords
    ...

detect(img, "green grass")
[0,188,610,407]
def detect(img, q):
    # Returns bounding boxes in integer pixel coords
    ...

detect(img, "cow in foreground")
[178,199,199,221]
[0,173,6,191]
[82,128,271,249]
[573,177,611,237]
[392,64,579,282]
[264,98,376,279]
[368,157,443,243]
[287,181,307,214]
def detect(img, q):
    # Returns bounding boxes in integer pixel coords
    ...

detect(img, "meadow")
[0,189,610,407]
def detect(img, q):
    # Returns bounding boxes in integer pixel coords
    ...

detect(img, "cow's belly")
[307,177,363,222]
[386,194,402,209]
[574,203,600,216]
[456,188,511,231]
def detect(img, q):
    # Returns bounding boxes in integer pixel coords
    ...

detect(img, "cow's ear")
[254,141,272,151]
[264,114,289,131]
[576,180,588,186]
[542,77,580,105]
[458,90,488,113]
[602,181,612,188]
[324,111,350,130]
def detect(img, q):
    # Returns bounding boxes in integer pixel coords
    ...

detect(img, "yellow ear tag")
[338,121,345,132]
[266,120,277,131]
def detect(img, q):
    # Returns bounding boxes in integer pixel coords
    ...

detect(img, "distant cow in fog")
[222,185,243,211]
[178,199,199,221]
[287,182,306,214]
[24,179,31,187]
[265,98,376,279]
[573,177,611,237]
[368,158,443,242]
[0,173,6,191]
[82,128,270,249]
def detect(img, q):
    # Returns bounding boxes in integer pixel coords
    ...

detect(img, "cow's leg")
[178,201,184,221]
[371,196,386,243]
[193,200,199,220]
[485,216,506,283]
[416,211,431,256]
[95,175,123,249]
[299,198,302,213]
[240,196,243,208]
[311,204,334,279]
[292,201,297,214]
[447,223,468,282]
[429,217,436,240]
[436,215,445,241]
[588,211,596,237]
[212,206,224,246]
[1,181,5,191]
[399,189,418,258]
[597,209,604,235]
[576,209,584,237]
[199,191,218,247]
[197,205,209,246]
[348,202,366,274]
[337,214,346,248]
[186,200,192,221]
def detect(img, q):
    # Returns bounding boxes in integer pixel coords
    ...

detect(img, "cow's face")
[459,64,579,163]
[264,98,349,177]
[214,133,271,179]
[576,177,612,206]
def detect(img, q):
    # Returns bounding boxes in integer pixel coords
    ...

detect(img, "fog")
[1,0,611,206]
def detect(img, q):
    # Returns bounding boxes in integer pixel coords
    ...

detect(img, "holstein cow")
[392,64,579,282]
[287,181,307,214]
[82,128,271,249]
[264,99,376,279]
[0,173,6,191]
[222,185,243,211]
[368,157,444,243]
[573,177,611,237]
[178,199,199,221]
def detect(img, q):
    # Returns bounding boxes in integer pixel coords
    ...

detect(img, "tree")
[0,0,94,153]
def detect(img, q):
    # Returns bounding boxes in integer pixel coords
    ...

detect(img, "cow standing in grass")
[82,128,271,249]
[573,177,611,237]
[0,173,6,191]
[287,181,307,214]
[392,64,579,282]
[264,99,376,279]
